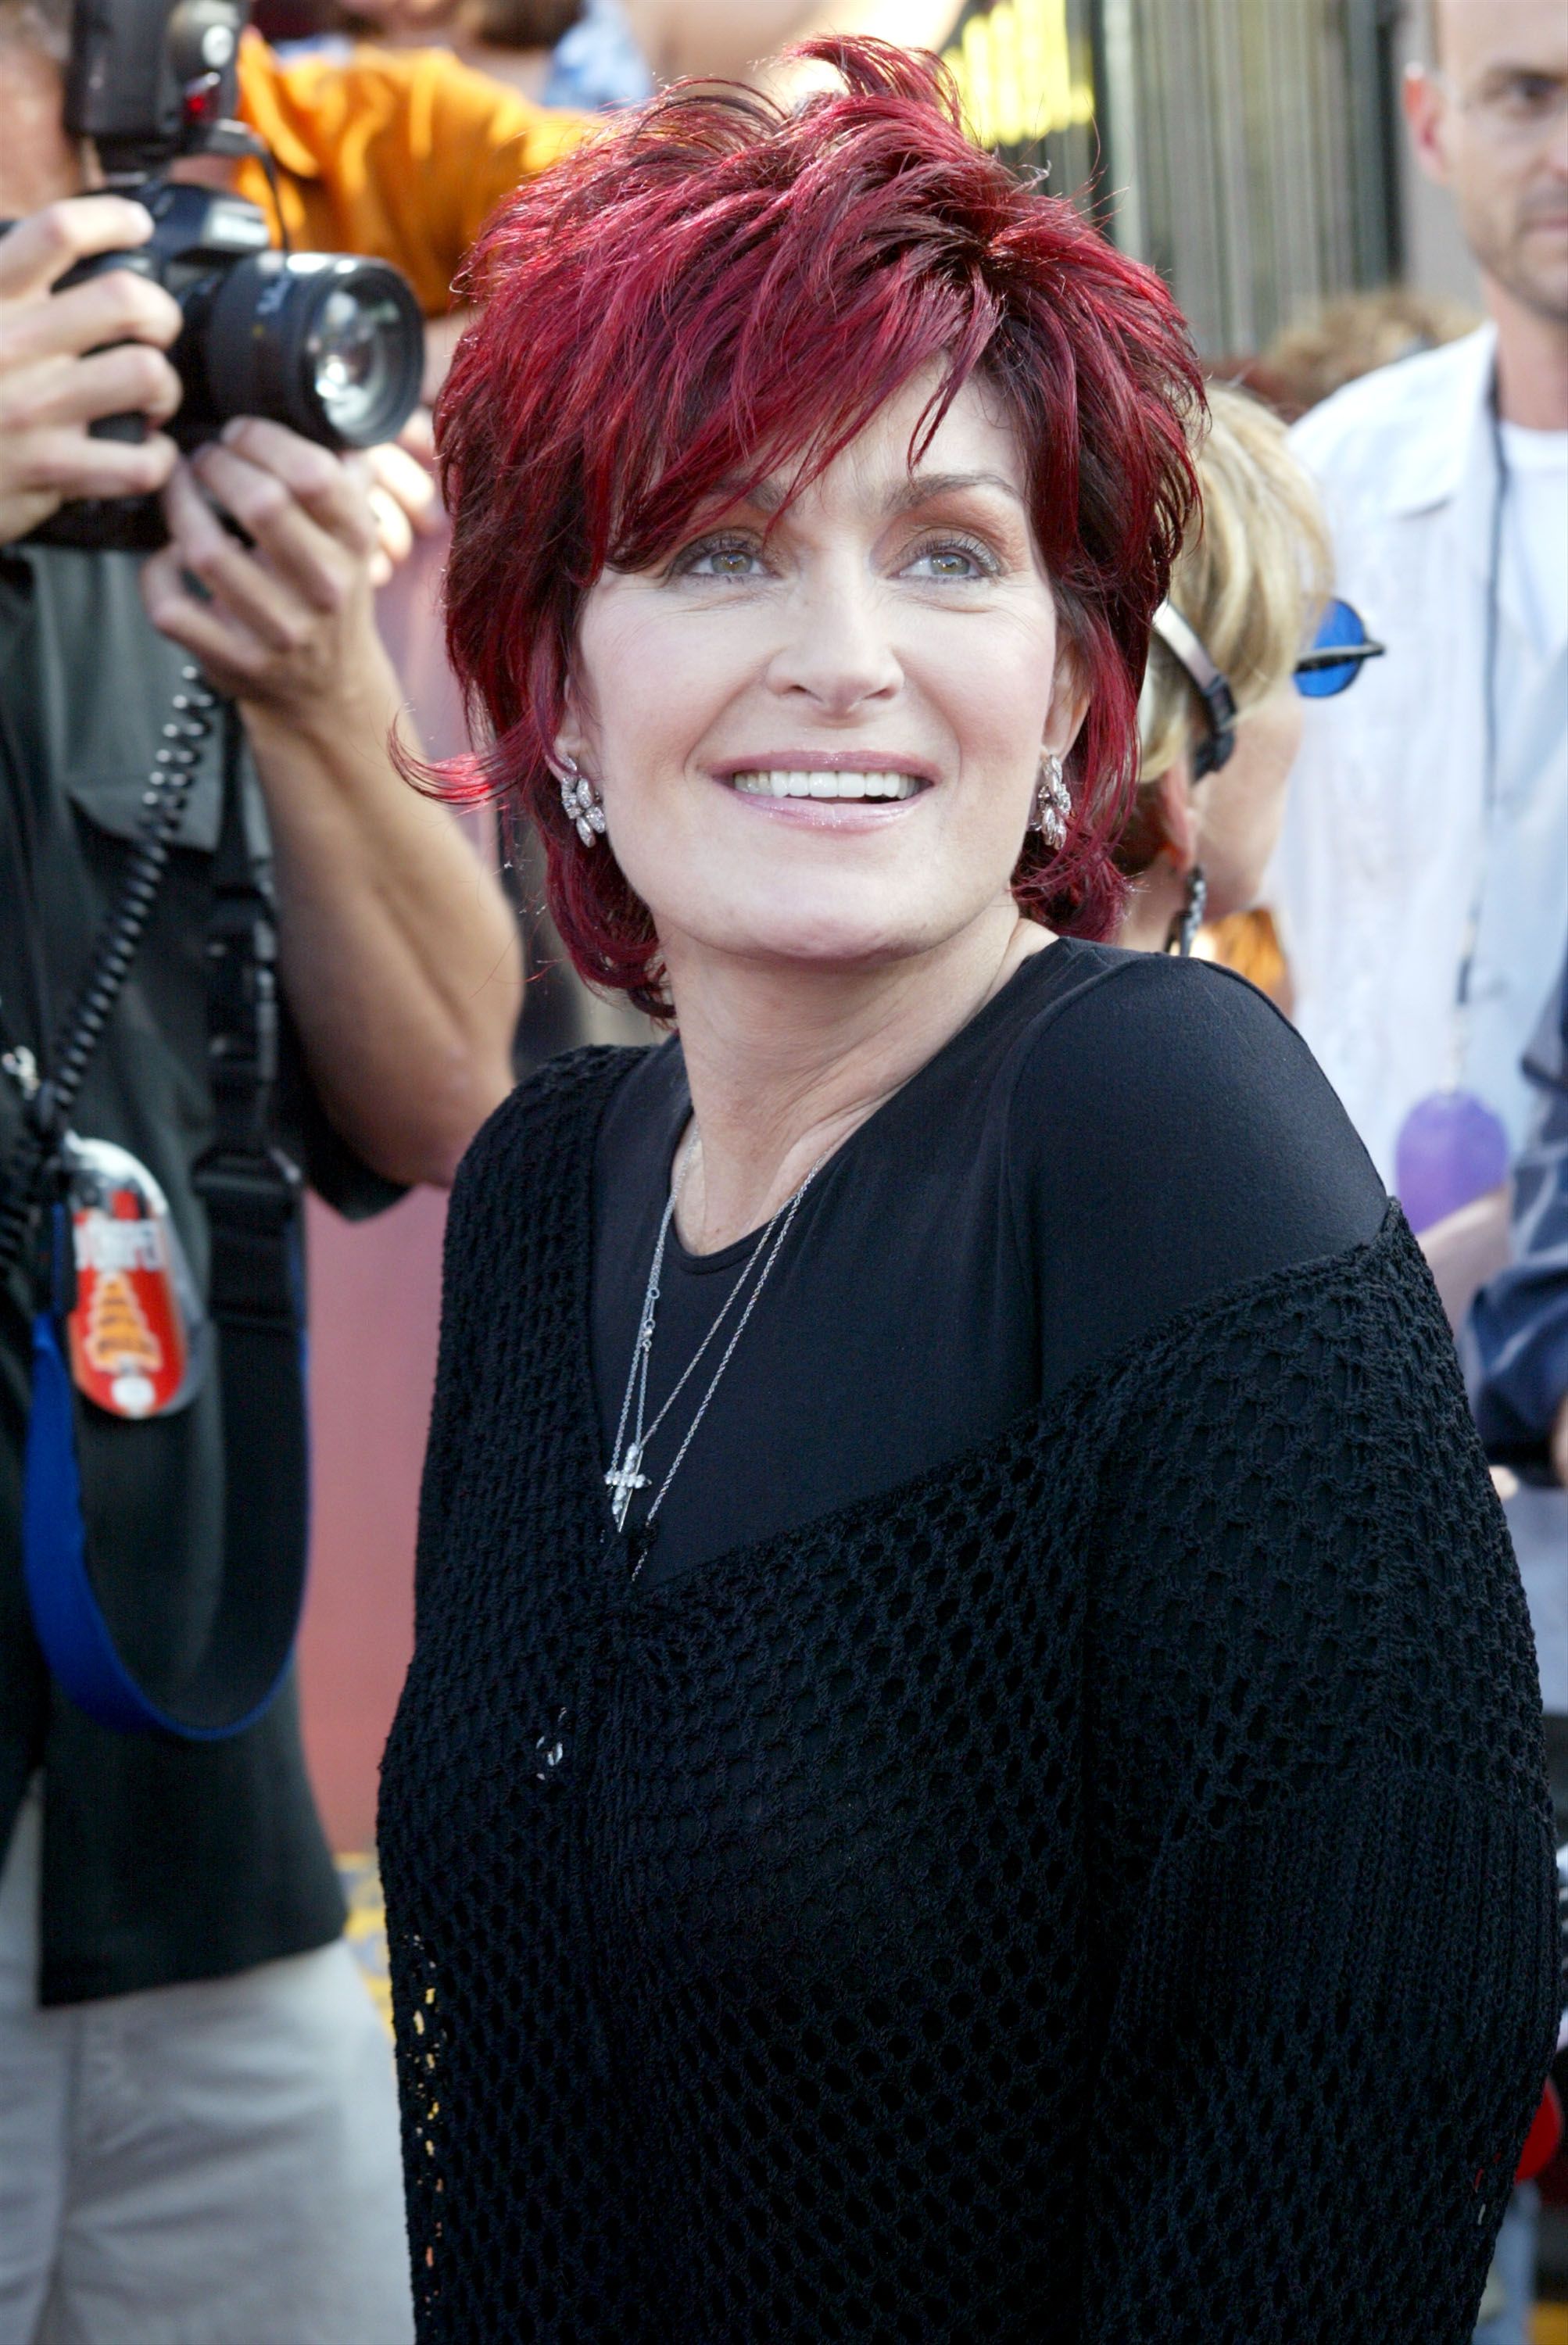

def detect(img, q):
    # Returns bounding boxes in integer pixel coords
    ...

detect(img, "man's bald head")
[1432,0,1568,80]
[1405,0,1568,328]
[1423,0,1545,70]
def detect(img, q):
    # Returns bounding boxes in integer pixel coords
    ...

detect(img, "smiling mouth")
[729,769,924,801]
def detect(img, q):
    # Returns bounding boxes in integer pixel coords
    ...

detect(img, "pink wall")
[296,1187,446,1852]
[294,545,467,1852]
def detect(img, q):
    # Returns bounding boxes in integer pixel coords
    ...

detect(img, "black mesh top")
[380,975,1559,2344]
[589,945,1386,1581]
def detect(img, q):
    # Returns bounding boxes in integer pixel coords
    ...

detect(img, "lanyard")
[13,693,311,1740]
[0,671,224,1285]
[1448,388,1509,1089]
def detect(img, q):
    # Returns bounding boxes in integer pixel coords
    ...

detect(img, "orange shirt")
[234,32,592,315]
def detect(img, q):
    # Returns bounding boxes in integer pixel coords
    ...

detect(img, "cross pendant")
[605,1448,650,1531]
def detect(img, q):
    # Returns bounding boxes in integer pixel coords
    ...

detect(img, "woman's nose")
[764,569,903,713]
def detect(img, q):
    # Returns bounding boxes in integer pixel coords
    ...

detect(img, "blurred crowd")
[0,0,1564,2340]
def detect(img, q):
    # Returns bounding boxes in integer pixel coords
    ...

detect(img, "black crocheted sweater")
[379,1047,1559,2345]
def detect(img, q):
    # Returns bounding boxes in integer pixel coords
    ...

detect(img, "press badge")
[61,1137,209,1419]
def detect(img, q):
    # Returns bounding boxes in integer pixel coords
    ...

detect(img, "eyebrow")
[1477,61,1567,85]
[886,470,1027,514]
[739,467,1026,518]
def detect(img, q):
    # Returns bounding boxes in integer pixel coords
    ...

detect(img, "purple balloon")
[1394,1088,1511,1234]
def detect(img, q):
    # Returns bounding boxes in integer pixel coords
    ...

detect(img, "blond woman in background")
[1115,382,1382,983]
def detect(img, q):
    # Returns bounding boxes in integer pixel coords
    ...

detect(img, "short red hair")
[431,38,1201,1014]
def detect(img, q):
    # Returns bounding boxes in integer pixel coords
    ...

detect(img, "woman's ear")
[1152,755,1200,873]
[551,704,592,781]
[1044,633,1090,760]
[550,659,601,780]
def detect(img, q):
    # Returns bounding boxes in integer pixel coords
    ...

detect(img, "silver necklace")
[604,1136,827,1556]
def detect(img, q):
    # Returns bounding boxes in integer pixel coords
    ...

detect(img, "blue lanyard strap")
[23,1186,310,1741]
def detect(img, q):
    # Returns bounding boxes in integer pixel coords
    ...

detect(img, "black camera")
[27,0,424,551]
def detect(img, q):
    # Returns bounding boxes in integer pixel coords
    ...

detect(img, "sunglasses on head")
[1292,597,1387,697]
[1151,597,1385,779]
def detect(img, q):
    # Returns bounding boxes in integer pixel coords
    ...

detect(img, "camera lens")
[306,284,411,442]
[205,253,424,449]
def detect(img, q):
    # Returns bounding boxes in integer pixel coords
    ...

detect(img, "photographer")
[0,10,521,2335]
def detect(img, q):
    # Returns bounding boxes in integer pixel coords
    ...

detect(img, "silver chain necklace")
[604,1137,827,1559]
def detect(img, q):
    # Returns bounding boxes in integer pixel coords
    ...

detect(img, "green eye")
[906,537,996,582]
[675,534,764,580]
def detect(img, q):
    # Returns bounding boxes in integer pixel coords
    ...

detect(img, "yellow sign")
[943,0,1094,152]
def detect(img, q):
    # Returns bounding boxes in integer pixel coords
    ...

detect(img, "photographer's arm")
[141,419,521,1190]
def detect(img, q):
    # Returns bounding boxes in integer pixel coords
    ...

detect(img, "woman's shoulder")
[1014,935,1302,1064]
[448,1044,653,1230]
[1005,944,1389,1365]
[1008,938,1361,1147]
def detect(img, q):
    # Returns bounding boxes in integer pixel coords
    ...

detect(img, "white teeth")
[730,769,921,800]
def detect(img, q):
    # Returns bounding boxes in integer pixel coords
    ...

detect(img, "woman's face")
[1194,681,1305,919]
[560,368,1084,982]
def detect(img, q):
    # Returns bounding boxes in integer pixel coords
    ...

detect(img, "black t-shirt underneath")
[591,941,1387,1588]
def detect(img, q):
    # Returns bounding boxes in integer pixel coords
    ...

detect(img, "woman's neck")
[1116,859,1186,954]
[665,907,1051,1254]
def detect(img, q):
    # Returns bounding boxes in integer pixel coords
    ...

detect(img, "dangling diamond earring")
[557,756,607,847]
[1030,751,1071,852]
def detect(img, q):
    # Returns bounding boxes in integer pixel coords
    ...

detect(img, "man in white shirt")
[1270,13,1566,2335]
[1274,0,1567,1187]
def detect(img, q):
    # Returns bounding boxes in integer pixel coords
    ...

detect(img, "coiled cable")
[0,665,225,1283]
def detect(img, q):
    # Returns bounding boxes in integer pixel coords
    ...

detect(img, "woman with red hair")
[377,43,1555,2341]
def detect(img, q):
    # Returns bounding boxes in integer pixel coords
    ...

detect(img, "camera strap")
[20,698,312,1740]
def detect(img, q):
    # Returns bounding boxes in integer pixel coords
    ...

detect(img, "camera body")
[26,0,424,551]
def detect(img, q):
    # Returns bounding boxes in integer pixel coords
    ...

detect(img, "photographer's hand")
[356,415,442,586]
[141,417,521,1189]
[0,198,182,546]
[141,417,385,707]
